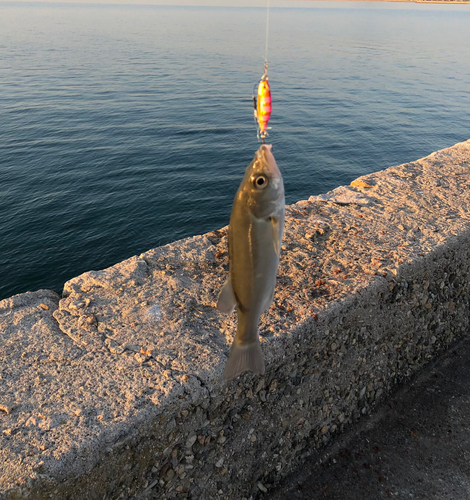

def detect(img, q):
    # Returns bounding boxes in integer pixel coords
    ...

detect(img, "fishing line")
[265,0,270,64]
[253,0,272,143]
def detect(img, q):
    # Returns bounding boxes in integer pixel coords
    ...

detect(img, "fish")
[217,144,285,380]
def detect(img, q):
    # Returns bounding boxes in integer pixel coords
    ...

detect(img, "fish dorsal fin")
[217,277,236,314]
[271,216,281,257]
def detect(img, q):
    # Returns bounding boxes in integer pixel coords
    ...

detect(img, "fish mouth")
[257,144,282,182]
[257,144,275,166]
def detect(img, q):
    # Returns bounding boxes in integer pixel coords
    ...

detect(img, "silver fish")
[217,144,285,379]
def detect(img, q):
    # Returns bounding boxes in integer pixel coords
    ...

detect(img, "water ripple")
[0,3,469,300]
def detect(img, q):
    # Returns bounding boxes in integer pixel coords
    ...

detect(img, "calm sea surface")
[1,2,469,300]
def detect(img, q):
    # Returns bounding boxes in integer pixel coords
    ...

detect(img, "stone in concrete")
[1,140,470,499]
[271,336,470,500]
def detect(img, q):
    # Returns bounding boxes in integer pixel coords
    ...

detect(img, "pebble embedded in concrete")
[1,140,470,499]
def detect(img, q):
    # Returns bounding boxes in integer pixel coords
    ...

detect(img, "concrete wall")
[1,140,469,500]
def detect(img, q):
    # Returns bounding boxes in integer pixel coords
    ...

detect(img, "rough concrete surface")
[1,139,470,499]
[271,336,470,500]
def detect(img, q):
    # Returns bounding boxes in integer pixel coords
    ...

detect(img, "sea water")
[1,1,469,300]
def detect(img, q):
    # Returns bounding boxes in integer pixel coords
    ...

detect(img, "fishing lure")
[253,61,271,143]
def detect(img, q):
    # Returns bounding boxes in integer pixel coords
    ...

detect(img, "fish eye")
[253,175,268,189]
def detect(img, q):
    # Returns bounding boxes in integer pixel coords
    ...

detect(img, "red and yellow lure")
[253,61,272,143]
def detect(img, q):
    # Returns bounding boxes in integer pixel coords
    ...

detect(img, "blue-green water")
[1,1,469,301]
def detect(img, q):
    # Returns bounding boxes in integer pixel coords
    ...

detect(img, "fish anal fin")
[262,289,275,313]
[217,277,236,314]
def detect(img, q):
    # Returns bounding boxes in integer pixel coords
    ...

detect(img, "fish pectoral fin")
[217,277,236,314]
[271,216,281,257]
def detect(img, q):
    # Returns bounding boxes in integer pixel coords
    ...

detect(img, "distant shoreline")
[1,0,469,5]
[2,0,470,5]
[298,0,470,3]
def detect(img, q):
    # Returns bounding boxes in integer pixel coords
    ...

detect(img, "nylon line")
[265,0,270,63]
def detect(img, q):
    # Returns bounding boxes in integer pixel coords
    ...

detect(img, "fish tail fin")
[223,341,265,380]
